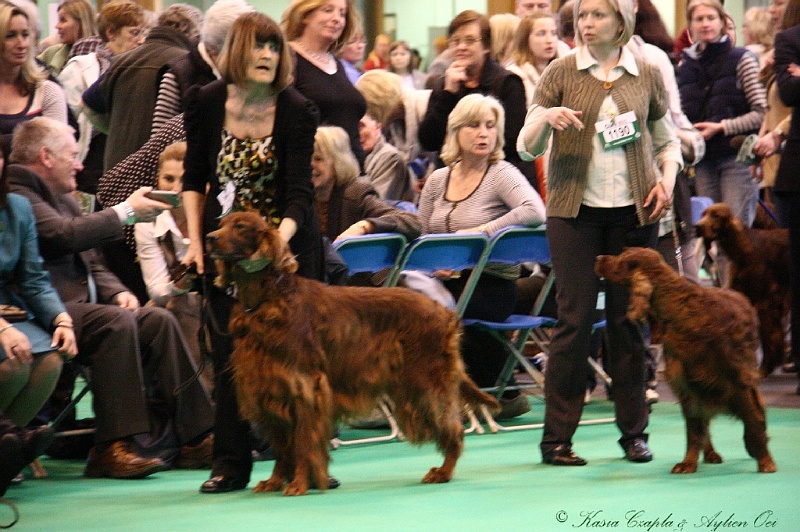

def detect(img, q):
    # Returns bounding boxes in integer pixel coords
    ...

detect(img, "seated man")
[7,118,214,479]
[359,112,411,201]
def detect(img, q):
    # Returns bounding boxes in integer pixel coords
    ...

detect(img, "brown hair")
[511,12,557,66]
[218,12,294,91]
[97,0,145,42]
[448,10,491,51]
[281,0,359,55]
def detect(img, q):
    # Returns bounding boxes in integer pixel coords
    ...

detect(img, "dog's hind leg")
[732,386,777,473]
[421,395,464,484]
[672,401,706,474]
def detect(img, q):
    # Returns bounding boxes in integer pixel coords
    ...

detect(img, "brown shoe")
[175,433,213,469]
[84,441,166,479]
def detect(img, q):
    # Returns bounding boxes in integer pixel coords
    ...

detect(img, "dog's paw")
[283,480,309,496]
[704,450,723,464]
[253,478,283,493]
[421,467,452,484]
[757,455,777,473]
[670,461,698,474]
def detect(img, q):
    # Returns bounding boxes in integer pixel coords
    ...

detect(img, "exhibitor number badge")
[595,110,641,150]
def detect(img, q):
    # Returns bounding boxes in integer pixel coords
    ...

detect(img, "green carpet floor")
[5,399,799,531]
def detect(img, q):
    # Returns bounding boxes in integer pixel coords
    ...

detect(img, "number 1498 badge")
[595,110,641,150]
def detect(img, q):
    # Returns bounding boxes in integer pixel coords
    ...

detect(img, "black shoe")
[21,426,55,463]
[0,434,24,497]
[622,438,653,463]
[542,444,587,466]
[200,475,248,493]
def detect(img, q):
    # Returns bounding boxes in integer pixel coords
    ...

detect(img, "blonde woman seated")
[312,126,421,245]
[418,94,545,418]
[134,141,212,390]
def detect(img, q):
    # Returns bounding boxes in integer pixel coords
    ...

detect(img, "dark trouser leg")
[68,303,150,444]
[445,273,518,388]
[206,285,253,481]
[774,192,800,378]
[136,306,214,445]
[541,207,657,455]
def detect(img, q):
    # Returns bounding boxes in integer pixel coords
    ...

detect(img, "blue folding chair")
[333,232,408,286]
[330,233,408,447]
[460,226,615,433]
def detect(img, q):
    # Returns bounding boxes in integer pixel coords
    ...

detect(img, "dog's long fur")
[206,212,500,495]
[695,203,790,375]
[596,248,776,474]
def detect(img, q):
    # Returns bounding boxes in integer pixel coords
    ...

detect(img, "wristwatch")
[120,201,136,226]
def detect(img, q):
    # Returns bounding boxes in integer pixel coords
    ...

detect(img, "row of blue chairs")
[332,225,616,440]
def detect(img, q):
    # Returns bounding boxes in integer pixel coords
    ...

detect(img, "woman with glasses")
[418,10,537,193]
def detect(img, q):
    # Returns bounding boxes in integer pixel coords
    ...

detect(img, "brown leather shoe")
[84,441,166,479]
[175,433,213,469]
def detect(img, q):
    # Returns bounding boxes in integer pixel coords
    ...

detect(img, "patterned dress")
[216,129,280,227]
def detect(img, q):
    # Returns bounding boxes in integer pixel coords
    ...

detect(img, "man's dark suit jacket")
[7,164,128,303]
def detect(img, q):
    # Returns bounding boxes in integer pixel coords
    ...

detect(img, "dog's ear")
[627,270,653,321]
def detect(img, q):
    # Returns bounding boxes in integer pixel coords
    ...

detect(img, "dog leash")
[0,498,19,529]
[758,198,780,225]
[670,207,685,277]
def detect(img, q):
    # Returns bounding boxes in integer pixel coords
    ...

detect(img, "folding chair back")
[460,226,614,432]
[388,232,489,292]
[333,233,407,285]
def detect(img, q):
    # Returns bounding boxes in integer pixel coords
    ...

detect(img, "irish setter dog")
[596,248,776,474]
[206,212,500,495]
[695,203,790,375]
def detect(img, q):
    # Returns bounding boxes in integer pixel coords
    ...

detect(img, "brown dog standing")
[206,212,500,495]
[596,247,776,474]
[695,203,790,375]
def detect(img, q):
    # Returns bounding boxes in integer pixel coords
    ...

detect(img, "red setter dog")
[695,203,790,375]
[206,212,500,495]
[596,248,776,474]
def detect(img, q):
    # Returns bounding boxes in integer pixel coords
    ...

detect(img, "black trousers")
[69,303,214,446]
[774,191,800,373]
[541,206,658,455]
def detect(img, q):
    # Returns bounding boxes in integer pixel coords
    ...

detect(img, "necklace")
[297,41,333,65]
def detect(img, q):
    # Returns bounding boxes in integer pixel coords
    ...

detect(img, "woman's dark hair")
[783,0,800,30]
[635,0,674,54]
[0,136,9,209]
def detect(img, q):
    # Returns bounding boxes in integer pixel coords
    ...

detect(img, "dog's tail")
[460,378,501,414]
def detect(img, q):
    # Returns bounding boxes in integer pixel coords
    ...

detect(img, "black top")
[183,80,324,280]
[292,53,367,168]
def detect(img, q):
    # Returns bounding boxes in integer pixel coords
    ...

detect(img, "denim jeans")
[693,153,758,227]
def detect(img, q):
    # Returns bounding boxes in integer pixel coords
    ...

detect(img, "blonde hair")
[573,0,634,48]
[158,141,187,169]
[58,0,98,42]
[314,126,360,186]
[281,0,359,55]
[355,69,404,125]
[489,13,520,64]
[218,12,294,91]
[743,7,774,49]
[0,4,45,95]
[440,94,505,167]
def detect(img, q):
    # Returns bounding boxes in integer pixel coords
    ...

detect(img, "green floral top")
[216,129,280,226]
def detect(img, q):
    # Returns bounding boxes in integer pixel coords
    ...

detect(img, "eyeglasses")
[448,36,481,47]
